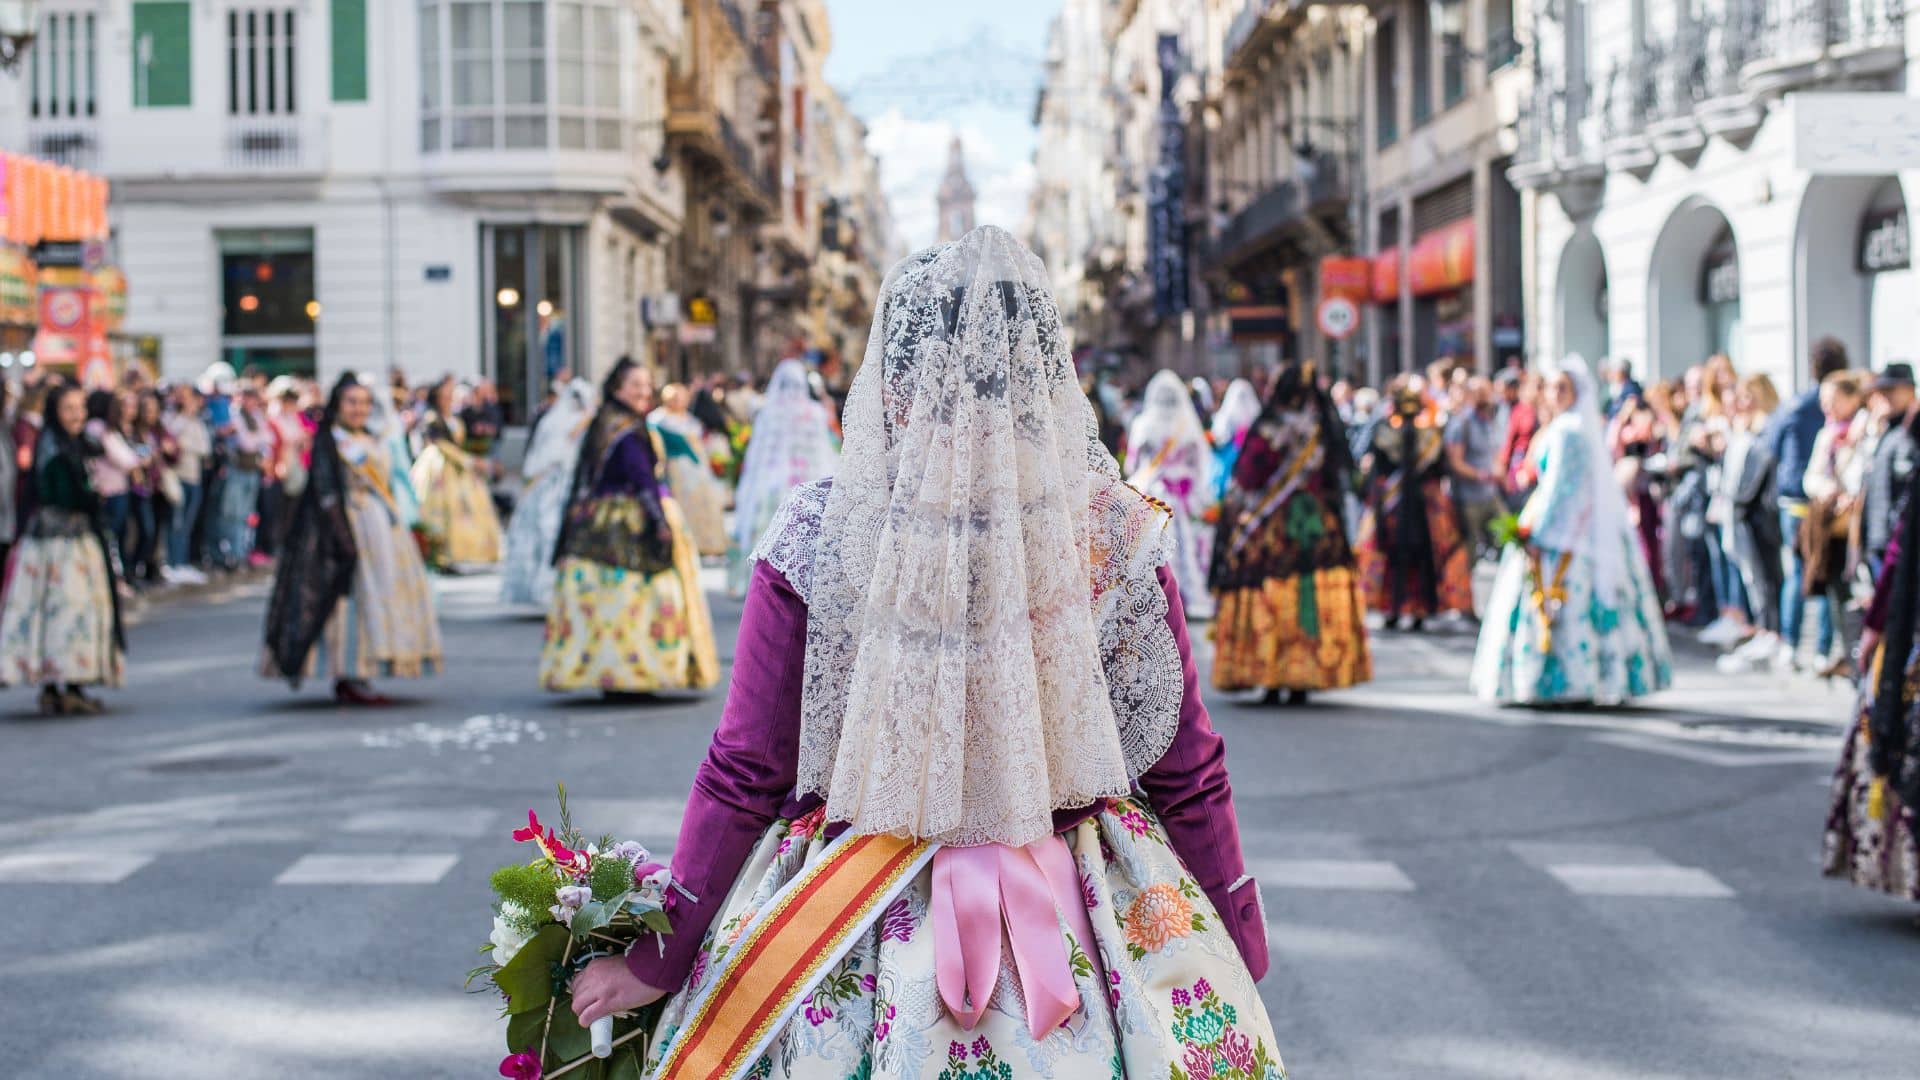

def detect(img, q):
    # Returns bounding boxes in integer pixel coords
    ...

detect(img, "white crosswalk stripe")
[275,853,461,885]
[1509,842,1736,899]
[0,851,156,884]
[1246,857,1417,892]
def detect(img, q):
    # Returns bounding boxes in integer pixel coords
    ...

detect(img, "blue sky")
[821,0,1061,251]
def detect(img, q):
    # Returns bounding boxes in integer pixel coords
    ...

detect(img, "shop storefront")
[1,152,122,385]
[482,224,582,425]
[1701,228,1741,365]
[1861,191,1912,371]
[1410,219,1476,366]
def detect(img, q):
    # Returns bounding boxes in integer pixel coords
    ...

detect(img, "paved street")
[2,570,1915,1079]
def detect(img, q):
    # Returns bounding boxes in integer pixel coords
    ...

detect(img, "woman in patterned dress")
[1469,356,1673,705]
[1824,428,1920,902]
[1126,369,1219,619]
[539,360,719,696]
[499,380,594,608]
[0,384,124,715]
[409,376,503,569]
[261,376,443,705]
[571,227,1284,1080]
[1210,362,1372,704]
[1354,386,1475,628]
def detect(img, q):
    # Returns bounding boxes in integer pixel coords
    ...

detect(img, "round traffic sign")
[1316,296,1359,340]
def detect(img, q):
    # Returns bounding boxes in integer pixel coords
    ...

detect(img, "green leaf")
[495,926,570,1015]
[607,1046,645,1080]
[546,997,593,1062]
[570,901,613,942]
[639,909,672,934]
[506,1009,545,1054]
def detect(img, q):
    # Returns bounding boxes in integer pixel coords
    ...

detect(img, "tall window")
[228,7,299,116]
[420,0,624,153]
[1375,16,1398,148]
[1409,0,1433,125]
[30,9,97,122]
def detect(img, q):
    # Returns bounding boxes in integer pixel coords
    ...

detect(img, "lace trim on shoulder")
[1088,480,1182,779]
[751,479,833,603]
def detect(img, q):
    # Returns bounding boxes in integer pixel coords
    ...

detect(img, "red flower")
[499,1052,541,1080]
[510,810,578,867]
[511,810,545,844]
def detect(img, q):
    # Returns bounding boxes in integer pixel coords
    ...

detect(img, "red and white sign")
[1315,295,1359,340]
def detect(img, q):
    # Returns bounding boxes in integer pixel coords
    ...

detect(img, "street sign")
[677,322,716,345]
[424,265,452,282]
[1316,295,1359,340]
[1790,93,1920,174]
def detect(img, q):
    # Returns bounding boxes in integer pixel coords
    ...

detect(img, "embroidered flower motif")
[1117,809,1152,837]
[881,896,915,942]
[873,1002,896,1043]
[1171,987,1191,1007]
[1168,977,1284,1080]
[1123,883,1195,954]
[1080,871,1099,912]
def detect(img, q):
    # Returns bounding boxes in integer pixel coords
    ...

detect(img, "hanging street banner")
[1148,33,1190,320]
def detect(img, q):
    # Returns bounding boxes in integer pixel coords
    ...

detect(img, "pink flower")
[948,1040,968,1060]
[860,973,878,993]
[1183,1042,1214,1079]
[1119,810,1152,837]
[1080,872,1099,912]
[1192,977,1213,998]
[499,1052,541,1080]
[511,811,546,845]
[1222,1030,1256,1074]
[1171,987,1191,1007]
[874,1003,896,1042]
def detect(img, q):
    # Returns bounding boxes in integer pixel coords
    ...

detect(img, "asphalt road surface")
[1,570,1912,1078]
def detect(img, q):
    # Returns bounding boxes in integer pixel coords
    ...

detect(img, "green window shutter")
[131,2,192,108]
[331,0,369,103]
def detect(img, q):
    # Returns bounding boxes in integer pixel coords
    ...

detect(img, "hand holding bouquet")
[474,787,679,1080]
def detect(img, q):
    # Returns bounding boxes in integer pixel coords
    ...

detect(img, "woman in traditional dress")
[1209,377,1262,500]
[650,383,729,557]
[1354,386,1475,628]
[570,228,1285,1080]
[727,358,838,594]
[1126,369,1219,619]
[499,379,595,608]
[1210,362,1372,704]
[409,376,502,570]
[539,360,719,696]
[1470,356,1673,705]
[1825,418,1920,902]
[262,376,443,706]
[0,385,123,715]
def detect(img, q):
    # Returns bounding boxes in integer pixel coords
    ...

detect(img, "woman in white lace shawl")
[571,227,1285,1080]
[1127,369,1220,619]
[726,357,838,594]
[498,379,594,607]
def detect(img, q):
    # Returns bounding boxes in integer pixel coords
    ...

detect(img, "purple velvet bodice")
[624,559,1268,987]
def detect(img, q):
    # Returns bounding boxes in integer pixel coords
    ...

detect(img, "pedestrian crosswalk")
[0,811,1750,901]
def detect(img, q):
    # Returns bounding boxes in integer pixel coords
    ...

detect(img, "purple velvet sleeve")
[595,431,663,499]
[1136,564,1268,981]
[1867,520,1904,634]
[625,560,806,988]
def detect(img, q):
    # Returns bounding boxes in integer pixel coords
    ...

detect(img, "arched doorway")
[1649,199,1740,379]
[1797,175,1912,372]
[1555,229,1610,363]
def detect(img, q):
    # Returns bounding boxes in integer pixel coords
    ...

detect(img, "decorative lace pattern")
[777,226,1184,849]
[752,479,832,602]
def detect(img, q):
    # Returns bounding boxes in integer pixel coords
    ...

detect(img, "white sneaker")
[1772,642,1802,673]
[171,566,208,585]
[1697,618,1742,647]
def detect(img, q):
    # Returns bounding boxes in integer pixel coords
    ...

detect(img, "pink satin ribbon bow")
[930,836,1103,1039]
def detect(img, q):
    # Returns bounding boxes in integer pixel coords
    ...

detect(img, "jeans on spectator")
[102,493,131,575]
[1705,527,1747,618]
[1779,507,1834,655]
[169,481,203,567]
[214,470,260,568]
[131,493,159,581]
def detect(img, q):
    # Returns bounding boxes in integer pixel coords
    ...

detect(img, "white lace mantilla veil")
[753,226,1184,848]
[522,380,596,480]
[1129,369,1213,471]
[1530,353,1635,600]
[1211,378,1262,445]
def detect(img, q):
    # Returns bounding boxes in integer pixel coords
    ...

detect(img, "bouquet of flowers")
[1488,511,1528,551]
[412,521,449,571]
[473,787,676,1080]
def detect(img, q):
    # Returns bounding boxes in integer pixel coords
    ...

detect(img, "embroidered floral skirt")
[644,802,1286,1080]
[1213,567,1371,692]
[1468,543,1672,706]
[0,533,122,688]
[540,501,719,693]
[1353,480,1474,619]
[1822,675,1920,901]
[665,456,729,557]
[410,445,502,567]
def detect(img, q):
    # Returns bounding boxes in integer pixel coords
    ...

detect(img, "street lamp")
[0,1,40,76]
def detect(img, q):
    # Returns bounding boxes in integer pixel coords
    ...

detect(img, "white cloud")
[865,108,1036,253]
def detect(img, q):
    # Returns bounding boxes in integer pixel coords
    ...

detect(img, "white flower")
[608,840,649,864]
[490,907,533,966]
[634,866,672,905]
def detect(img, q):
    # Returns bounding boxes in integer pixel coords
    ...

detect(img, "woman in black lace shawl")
[264,376,443,704]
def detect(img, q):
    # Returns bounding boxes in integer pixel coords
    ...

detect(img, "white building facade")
[2,0,686,424]
[1514,0,1917,392]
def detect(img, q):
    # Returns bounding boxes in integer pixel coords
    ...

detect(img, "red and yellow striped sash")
[656,832,936,1080]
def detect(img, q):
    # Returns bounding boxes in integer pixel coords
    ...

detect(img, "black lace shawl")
[1870,461,1920,805]
[1207,365,1355,592]
[262,378,360,685]
[552,404,673,575]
